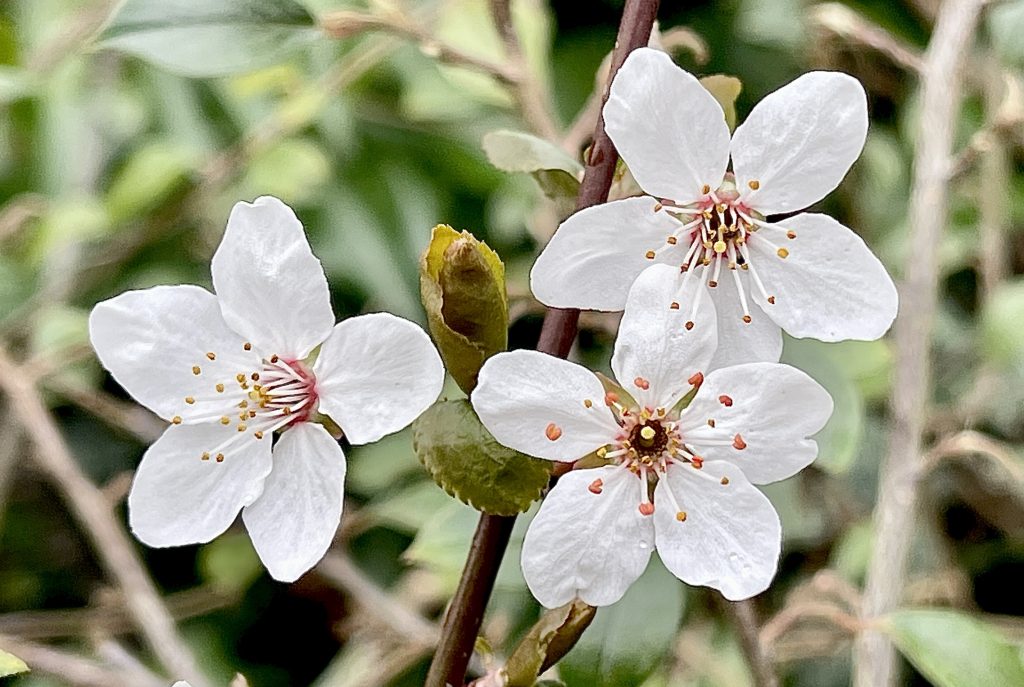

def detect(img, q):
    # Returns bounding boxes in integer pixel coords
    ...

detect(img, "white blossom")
[531,47,898,368]
[90,196,444,582]
[472,265,832,605]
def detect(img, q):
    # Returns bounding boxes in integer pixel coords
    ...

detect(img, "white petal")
[732,72,868,215]
[611,264,717,409]
[654,461,781,600]
[530,197,684,310]
[522,467,654,607]
[242,423,346,582]
[704,270,784,369]
[89,285,262,422]
[314,313,443,445]
[746,213,898,341]
[604,47,730,203]
[211,196,334,359]
[128,423,272,547]
[472,350,619,462]
[680,362,833,484]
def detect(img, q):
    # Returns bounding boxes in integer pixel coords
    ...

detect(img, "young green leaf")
[883,609,1024,687]
[482,130,582,216]
[99,0,319,78]
[0,649,28,678]
[412,399,552,516]
[503,600,597,687]
[699,74,743,130]
[420,224,508,394]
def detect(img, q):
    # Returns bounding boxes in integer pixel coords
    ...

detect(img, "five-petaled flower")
[472,265,832,605]
[531,47,898,368]
[89,196,444,582]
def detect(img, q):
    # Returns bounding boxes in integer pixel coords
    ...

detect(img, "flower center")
[176,343,319,463]
[644,174,795,328]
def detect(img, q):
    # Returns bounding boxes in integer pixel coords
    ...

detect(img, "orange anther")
[667,236,678,245]
[645,250,656,260]
[588,479,604,494]
[742,315,752,324]
[767,296,776,304]
[685,321,694,331]
[670,301,680,310]
[720,476,730,485]
[676,511,688,522]
[545,423,562,441]
[688,371,704,387]
[718,395,733,407]
[639,502,655,516]
[206,352,216,361]
[733,434,747,450]
[604,392,620,406]
[786,230,796,239]
[634,377,650,390]
[691,456,704,468]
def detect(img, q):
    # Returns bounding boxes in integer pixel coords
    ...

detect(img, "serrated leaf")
[413,399,551,516]
[883,609,1024,687]
[0,648,28,677]
[699,75,742,130]
[99,0,319,78]
[420,224,508,394]
[560,559,685,687]
[504,600,597,687]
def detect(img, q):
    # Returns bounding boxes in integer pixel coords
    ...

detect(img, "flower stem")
[424,1,660,685]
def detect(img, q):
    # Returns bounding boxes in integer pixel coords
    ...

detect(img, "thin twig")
[0,634,164,687]
[0,346,208,687]
[721,599,778,687]
[810,3,923,73]
[852,2,986,686]
[424,2,662,685]
[317,552,439,648]
[977,55,1011,301]
[488,0,560,140]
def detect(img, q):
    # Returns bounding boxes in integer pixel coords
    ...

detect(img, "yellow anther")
[192,366,201,375]
[206,352,216,361]
[201,452,210,461]
[172,416,182,425]
[237,423,247,432]
[220,416,230,425]
[584,399,593,408]
[185,396,195,404]
[236,373,246,384]
[701,184,710,194]
[777,247,790,259]
[597,447,608,458]
[721,476,730,485]
[748,179,760,190]
[216,383,225,393]
[645,250,656,260]
[676,511,688,522]
[248,410,257,418]
[254,431,264,440]
[666,236,677,245]
[713,240,727,253]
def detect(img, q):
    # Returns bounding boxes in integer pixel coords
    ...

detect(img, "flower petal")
[654,461,781,600]
[89,285,261,422]
[128,423,272,547]
[530,197,684,310]
[704,271,784,369]
[731,72,868,214]
[242,423,346,582]
[522,466,654,607]
[604,47,730,203]
[472,350,619,462]
[211,196,334,359]
[746,213,898,341]
[314,313,444,445]
[680,362,833,484]
[611,264,717,409]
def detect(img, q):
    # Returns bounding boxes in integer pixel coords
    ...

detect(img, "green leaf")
[482,130,582,216]
[420,224,508,394]
[198,533,263,594]
[699,75,742,130]
[413,399,551,516]
[99,0,319,78]
[883,609,1024,687]
[981,279,1024,366]
[0,648,28,677]
[504,600,597,687]
[559,559,685,687]
[105,140,198,223]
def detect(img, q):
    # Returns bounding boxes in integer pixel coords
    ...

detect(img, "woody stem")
[423,1,662,685]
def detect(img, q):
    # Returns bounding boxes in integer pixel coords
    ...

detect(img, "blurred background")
[1,0,1023,685]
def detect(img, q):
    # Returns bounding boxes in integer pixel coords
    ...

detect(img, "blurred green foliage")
[1,0,1024,686]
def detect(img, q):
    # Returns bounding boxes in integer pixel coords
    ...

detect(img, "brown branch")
[0,634,164,687]
[424,2,661,685]
[852,2,986,686]
[0,346,208,686]
[721,599,778,687]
